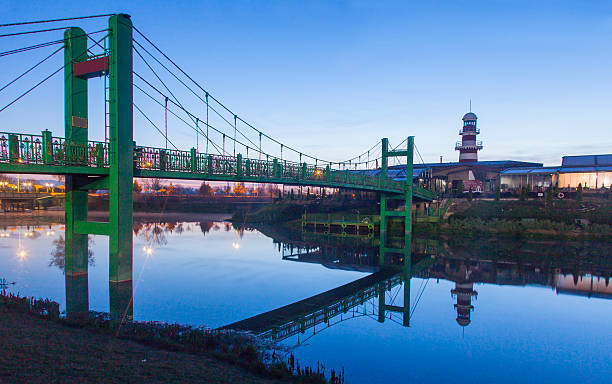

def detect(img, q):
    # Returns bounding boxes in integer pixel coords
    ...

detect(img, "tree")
[306,188,311,200]
[233,182,246,196]
[576,183,583,202]
[166,182,176,195]
[290,189,294,200]
[468,187,473,202]
[150,178,162,193]
[133,180,142,193]
[456,180,464,197]
[199,182,213,196]
[520,187,526,201]
[546,186,553,204]
[495,186,501,201]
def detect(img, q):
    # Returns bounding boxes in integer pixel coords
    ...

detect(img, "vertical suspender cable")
[164,96,168,150]
[205,92,209,154]
[195,118,199,152]
[222,134,226,155]
[259,132,262,161]
[233,114,237,156]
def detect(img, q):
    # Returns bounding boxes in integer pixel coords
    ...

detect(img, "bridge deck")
[220,269,398,334]
[0,131,436,200]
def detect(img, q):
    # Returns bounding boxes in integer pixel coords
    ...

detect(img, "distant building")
[355,110,612,195]
[500,154,612,191]
[554,273,612,299]
[455,112,483,163]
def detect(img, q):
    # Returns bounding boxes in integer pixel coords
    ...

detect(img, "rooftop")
[462,112,477,121]
[562,154,612,167]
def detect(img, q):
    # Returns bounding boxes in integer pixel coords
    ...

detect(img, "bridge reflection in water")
[15,221,608,337]
[220,233,611,343]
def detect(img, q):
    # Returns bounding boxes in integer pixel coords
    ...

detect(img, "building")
[410,160,542,193]
[455,112,483,163]
[356,110,611,195]
[500,154,612,191]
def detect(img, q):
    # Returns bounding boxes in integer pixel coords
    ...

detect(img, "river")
[0,215,610,383]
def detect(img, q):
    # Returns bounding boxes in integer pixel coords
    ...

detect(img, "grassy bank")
[417,199,612,239]
[450,199,612,224]
[0,293,344,384]
[416,217,612,239]
[231,199,378,225]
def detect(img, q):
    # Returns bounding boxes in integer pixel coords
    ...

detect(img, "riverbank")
[231,200,377,225]
[0,294,340,384]
[233,198,612,239]
[431,199,612,239]
[0,305,278,384]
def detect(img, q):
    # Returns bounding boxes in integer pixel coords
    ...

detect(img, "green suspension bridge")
[0,14,435,285]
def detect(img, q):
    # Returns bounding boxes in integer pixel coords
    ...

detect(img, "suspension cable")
[0,26,69,38]
[135,41,263,154]
[0,45,62,93]
[0,34,106,113]
[132,27,409,168]
[133,73,223,154]
[133,81,225,156]
[0,29,107,58]
[134,102,178,150]
[0,14,116,28]
[0,39,63,57]
[414,143,426,165]
[132,28,339,165]
[132,72,257,157]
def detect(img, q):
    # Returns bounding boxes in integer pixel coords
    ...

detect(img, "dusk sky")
[1,0,611,166]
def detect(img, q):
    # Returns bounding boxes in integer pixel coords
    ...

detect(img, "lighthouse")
[455,111,483,162]
[451,282,478,327]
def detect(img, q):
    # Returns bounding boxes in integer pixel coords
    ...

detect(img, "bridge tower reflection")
[65,275,88,320]
[64,250,132,322]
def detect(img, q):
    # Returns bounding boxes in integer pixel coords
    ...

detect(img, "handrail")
[0,131,439,197]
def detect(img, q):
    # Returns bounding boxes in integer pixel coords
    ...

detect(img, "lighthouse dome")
[462,112,478,121]
[456,317,471,327]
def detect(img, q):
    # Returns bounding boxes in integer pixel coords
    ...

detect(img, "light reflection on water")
[0,219,611,384]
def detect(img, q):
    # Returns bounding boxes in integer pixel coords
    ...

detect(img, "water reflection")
[0,218,610,383]
[49,235,95,272]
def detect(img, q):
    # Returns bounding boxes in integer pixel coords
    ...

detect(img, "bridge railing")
[135,147,401,190]
[260,275,402,341]
[0,132,43,164]
[51,136,109,167]
[0,131,108,167]
[1,130,435,196]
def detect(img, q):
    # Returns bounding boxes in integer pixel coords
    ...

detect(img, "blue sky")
[1,0,612,166]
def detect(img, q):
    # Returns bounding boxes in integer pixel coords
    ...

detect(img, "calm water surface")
[1,217,610,383]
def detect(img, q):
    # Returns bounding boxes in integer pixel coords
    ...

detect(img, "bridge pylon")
[63,14,134,296]
[379,136,413,266]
